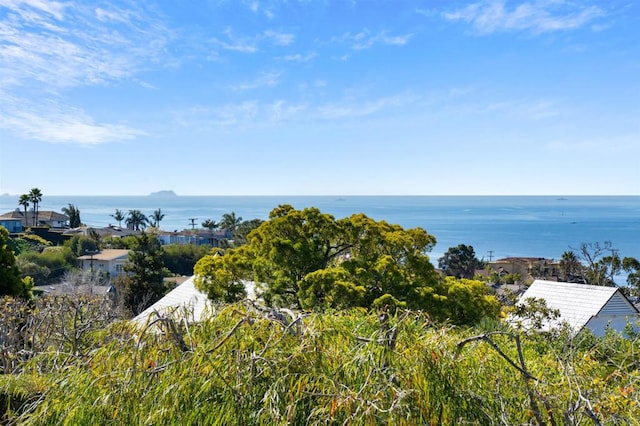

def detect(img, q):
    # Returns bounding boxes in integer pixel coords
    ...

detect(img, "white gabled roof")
[132,276,212,326]
[513,279,639,333]
[131,276,257,326]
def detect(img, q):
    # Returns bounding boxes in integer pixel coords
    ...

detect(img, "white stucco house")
[511,279,640,337]
[77,249,129,279]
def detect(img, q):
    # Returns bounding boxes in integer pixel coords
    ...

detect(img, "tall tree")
[438,244,483,279]
[62,203,81,228]
[0,226,32,298]
[18,194,30,228]
[623,257,640,293]
[120,232,166,315]
[150,208,165,229]
[195,205,498,324]
[233,218,264,246]
[220,212,243,235]
[559,250,582,282]
[197,205,440,311]
[111,209,125,227]
[575,241,621,286]
[28,188,42,226]
[201,219,219,231]
[126,209,148,231]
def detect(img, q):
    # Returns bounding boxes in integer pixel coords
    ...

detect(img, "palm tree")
[202,219,219,231]
[220,212,243,234]
[150,208,165,229]
[62,203,81,228]
[559,251,582,282]
[28,188,42,226]
[18,194,30,227]
[126,209,148,231]
[111,209,125,227]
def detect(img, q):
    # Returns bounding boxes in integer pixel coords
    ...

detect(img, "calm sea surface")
[2,195,639,262]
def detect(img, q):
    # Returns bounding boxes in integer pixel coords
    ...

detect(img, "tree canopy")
[438,244,483,279]
[194,205,499,324]
[0,226,32,298]
[119,231,167,315]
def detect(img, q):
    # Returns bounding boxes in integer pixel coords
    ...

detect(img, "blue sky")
[0,0,638,196]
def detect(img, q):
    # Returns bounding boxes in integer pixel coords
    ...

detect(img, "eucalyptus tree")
[623,257,640,293]
[111,209,125,227]
[28,188,43,226]
[18,194,30,227]
[150,208,165,229]
[125,209,148,231]
[575,241,621,286]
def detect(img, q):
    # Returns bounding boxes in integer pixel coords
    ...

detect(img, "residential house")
[511,279,640,336]
[0,217,23,233]
[77,249,130,279]
[63,225,140,239]
[0,209,69,229]
[156,229,231,247]
[488,257,560,281]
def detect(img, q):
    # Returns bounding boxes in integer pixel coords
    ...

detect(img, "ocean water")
[1,195,639,263]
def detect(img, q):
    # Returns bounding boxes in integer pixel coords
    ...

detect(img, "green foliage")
[233,218,264,246]
[110,209,125,227]
[162,243,210,276]
[443,277,501,325]
[0,227,30,298]
[577,241,622,286]
[64,235,98,256]
[622,256,640,291]
[194,248,248,302]
[510,297,561,332]
[61,204,81,228]
[438,244,483,279]
[20,234,51,248]
[125,209,148,231]
[120,232,168,315]
[102,235,137,249]
[16,246,76,286]
[195,206,460,319]
[2,306,638,425]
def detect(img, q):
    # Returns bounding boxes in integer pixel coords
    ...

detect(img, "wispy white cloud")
[280,52,317,63]
[0,0,170,144]
[235,71,282,90]
[334,29,414,51]
[172,92,421,129]
[263,29,294,46]
[0,0,171,89]
[0,95,143,145]
[211,28,294,54]
[212,28,258,53]
[316,93,419,119]
[443,0,605,35]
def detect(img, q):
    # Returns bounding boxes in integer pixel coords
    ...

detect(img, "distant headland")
[149,190,177,197]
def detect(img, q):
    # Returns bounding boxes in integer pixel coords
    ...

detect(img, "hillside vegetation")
[1,302,638,425]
